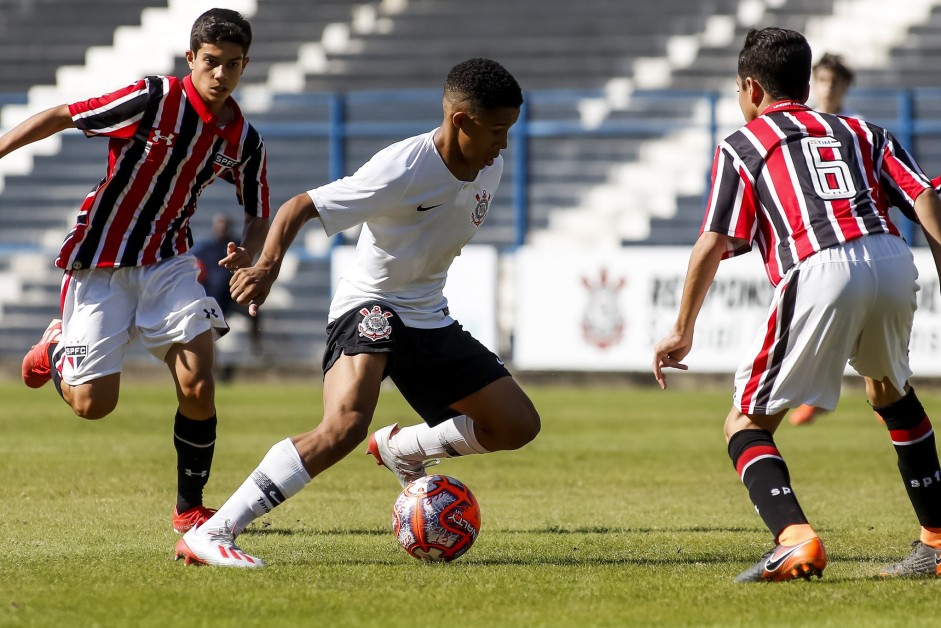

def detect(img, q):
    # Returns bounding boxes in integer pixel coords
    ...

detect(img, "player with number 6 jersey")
[654,27,941,582]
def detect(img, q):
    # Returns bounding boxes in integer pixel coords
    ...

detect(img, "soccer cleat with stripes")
[879,540,941,578]
[367,423,437,488]
[172,505,217,534]
[174,522,265,568]
[21,319,62,388]
[734,537,827,583]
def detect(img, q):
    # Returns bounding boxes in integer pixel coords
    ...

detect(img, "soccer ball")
[392,474,481,562]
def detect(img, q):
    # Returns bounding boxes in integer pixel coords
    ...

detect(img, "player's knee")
[178,376,215,405]
[70,397,116,420]
[504,408,541,450]
[866,377,907,409]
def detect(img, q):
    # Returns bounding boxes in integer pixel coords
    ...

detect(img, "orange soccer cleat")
[172,505,217,534]
[734,537,827,582]
[21,319,62,389]
[788,404,825,426]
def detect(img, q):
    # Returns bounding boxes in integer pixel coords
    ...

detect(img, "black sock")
[47,344,64,399]
[174,411,217,513]
[875,388,941,527]
[728,429,809,541]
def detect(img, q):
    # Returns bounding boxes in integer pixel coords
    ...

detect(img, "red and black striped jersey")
[58,74,269,270]
[702,100,930,286]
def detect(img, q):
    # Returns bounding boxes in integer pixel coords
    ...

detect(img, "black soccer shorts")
[322,300,510,426]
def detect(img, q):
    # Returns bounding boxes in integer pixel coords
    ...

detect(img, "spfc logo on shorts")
[63,344,88,369]
[471,190,491,227]
[358,306,394,341]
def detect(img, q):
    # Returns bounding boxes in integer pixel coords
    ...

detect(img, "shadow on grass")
[243,524,767,537]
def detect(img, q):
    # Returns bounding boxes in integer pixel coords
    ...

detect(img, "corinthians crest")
[358,305,394,341]
[471,190,491,227]
[581,268,626,349]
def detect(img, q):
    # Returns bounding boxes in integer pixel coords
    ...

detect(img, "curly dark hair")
[190,8,252,55]
[738,27,811,101]
[444,58,523,112]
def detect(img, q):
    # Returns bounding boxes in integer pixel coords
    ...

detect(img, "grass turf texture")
[1,381,940,627]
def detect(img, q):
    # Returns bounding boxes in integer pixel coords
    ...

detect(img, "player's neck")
[434,129,477,182]
[212,103,234,126]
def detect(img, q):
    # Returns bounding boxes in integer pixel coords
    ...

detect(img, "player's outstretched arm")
[0,105,74,160]
[652,231,732,389]
[230,193,320,315]
[914,188,941,288]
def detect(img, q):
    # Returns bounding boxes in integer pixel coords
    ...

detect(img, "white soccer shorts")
[733,234,918,415]
[57,254,229,385]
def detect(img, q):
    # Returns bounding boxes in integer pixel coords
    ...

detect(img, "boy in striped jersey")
[653,27,941,581]
[0,8,269,533]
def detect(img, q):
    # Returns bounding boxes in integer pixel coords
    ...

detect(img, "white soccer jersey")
[309,129,503,328]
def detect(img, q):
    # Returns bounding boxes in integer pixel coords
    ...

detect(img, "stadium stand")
[3,0,941,368]
[0,0,166,96]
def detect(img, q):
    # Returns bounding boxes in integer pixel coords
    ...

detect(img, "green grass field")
[2,380,940,627]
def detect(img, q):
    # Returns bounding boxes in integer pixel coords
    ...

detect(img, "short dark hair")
[813,52,854,85]
[737,28,811,101]
[190,8,252,55]
[444,58,523,112]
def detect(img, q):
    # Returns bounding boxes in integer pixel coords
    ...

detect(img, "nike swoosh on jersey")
[416,203,443,211]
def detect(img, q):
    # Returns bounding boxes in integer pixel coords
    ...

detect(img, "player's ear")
[745,77,764,107]
[185,50,195,70]
[452,110,469,130]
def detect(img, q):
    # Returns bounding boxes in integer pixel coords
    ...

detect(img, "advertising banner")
[514,246,941,375]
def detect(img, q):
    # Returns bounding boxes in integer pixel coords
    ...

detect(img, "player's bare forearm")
[0,105,74,160]
[652,231,731,388]
[254,193,320,273]
[230,193,319,313]
[913,188,941,288]
[672,232,729,336]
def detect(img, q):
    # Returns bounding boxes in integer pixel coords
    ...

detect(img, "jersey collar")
[762,100,811,115]
[182,75,245,144]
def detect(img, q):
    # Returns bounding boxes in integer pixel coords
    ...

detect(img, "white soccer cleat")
[174,521,265,568]
[367,423,436,488]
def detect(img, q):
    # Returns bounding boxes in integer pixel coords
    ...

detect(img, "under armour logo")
[151,130,175,146]
[184,469,208,478]
[203,307,219,319]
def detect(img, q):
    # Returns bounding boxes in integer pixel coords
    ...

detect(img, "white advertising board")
[514,246,941,376]
[330,245,500,352]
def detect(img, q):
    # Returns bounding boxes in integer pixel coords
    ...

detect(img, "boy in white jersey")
[175,58,540,567]
[0,9,269,533]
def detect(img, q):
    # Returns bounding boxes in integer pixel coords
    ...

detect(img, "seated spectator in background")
[192,213,264,369]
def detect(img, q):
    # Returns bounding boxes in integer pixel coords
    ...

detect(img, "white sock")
[391,415,490,461]
[203,438,311,536]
